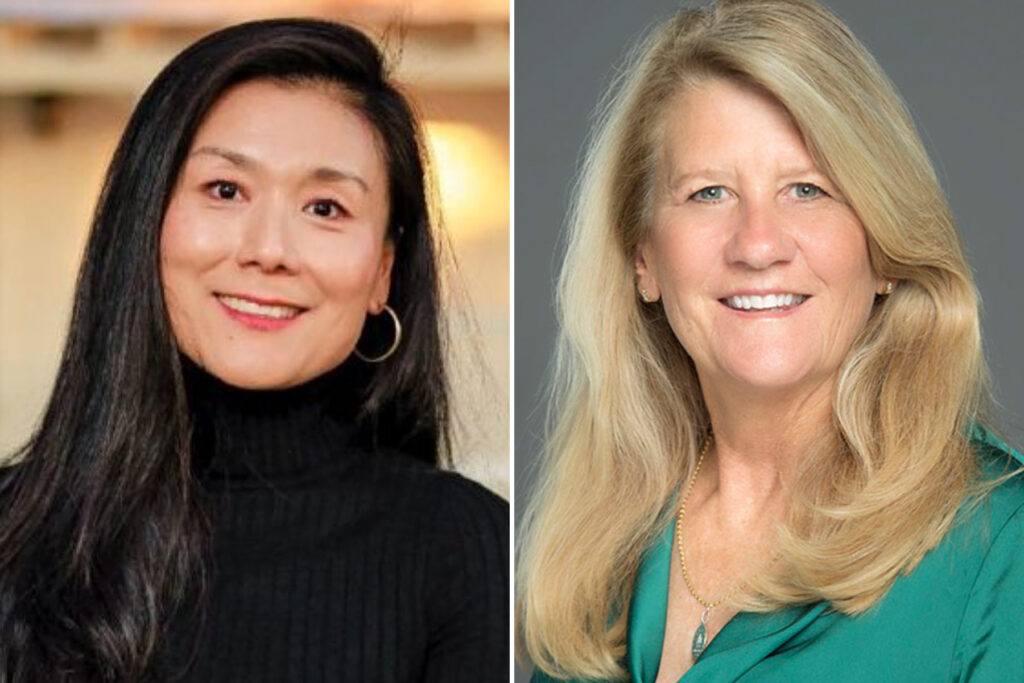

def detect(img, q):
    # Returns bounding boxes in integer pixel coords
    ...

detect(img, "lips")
[215,293,307,320]
[720,293,810,312]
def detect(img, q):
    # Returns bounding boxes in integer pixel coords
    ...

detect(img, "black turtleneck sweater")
[160,364,509,682]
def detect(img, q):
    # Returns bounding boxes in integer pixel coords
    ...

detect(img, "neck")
[697,374,835,515]
[182,356,365,481]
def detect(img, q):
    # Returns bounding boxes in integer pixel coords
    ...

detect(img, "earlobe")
[876,278,896,296]
[634,243,660,302]
[369,241,395,315]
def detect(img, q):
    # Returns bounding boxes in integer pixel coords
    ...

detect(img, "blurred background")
[0,0,509,497]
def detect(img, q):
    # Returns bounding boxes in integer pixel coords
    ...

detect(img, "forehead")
[188,79,385,181]
[658,78,813,171]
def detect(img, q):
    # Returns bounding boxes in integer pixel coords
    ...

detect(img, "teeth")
[218,295,302,319]
[725,294,807,311]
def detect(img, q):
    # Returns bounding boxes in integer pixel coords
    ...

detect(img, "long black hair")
[0,19,448,682]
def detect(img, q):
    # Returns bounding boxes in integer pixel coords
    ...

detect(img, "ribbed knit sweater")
[160,364,509,682]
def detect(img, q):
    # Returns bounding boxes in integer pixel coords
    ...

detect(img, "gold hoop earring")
[354,304,402,363]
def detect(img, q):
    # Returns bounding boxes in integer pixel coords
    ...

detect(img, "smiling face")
[635,78,885,401]
[161,79,393,389]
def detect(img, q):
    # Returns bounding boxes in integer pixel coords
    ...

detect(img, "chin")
[720,357,821,393]
[193,353,310,390]
[222,372,304,390]
[218,367,304,390]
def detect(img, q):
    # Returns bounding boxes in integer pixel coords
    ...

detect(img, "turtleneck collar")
[182,356,366,483]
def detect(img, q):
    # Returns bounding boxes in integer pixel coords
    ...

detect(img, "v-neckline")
[626,425,1021,682]
[627,520,827,682]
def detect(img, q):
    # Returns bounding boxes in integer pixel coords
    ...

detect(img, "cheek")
[159,200,228,284]
[303,233,385,302]
[648,228,715,302]
[820,230,876,299]
[647,235,716,353]
[800,209,872,278]
[159,204,190,305]
[159,201,228,349]
[805,229,878,337]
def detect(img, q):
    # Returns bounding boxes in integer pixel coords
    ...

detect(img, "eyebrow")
[667,165,826,190]
[189,145,370,193]
[665,168,731,195]
[669,168,727,187]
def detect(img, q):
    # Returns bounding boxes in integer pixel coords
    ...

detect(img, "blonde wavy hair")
[516,0,992,679]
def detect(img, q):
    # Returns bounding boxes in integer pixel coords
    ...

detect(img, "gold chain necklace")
[675,433,725,661]
[676,433,779,662]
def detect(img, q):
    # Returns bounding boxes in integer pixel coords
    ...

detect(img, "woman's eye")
[790,183,826,200]
[305,199,346,220]
[691,186,727,202]
[205,180,240,201]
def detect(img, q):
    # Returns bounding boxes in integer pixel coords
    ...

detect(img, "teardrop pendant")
[692,610,708,663]
[691,607,710,660]
[692,618,708,663]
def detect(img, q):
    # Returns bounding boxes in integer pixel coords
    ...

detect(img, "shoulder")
[968,424,1024,532]
[942,426,1024,679]
[956,431,1024,602]
[375,459,509,657]
[939,425,1024,577]
[365,448,508,511]
[843,429,1024,677]
[359,449,509,541]
[421,468,509,580]
[423,466,510,553]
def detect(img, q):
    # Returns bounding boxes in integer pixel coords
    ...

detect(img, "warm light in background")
[424,120,508,238]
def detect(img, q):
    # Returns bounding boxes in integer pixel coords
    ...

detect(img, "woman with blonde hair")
[518,1,1023,681]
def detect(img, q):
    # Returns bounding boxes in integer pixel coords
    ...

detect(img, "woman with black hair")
[0,19,508,683]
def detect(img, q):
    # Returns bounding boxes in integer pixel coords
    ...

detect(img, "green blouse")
[531,429,1024,682]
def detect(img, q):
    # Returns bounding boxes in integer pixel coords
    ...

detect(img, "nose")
[723,200,797,270]
[235,197,300,273]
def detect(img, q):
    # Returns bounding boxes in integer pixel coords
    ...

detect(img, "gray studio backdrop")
[514,0,1023,679]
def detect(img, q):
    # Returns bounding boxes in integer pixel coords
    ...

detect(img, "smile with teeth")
[217,294,304,320]
[722,293,809,312]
